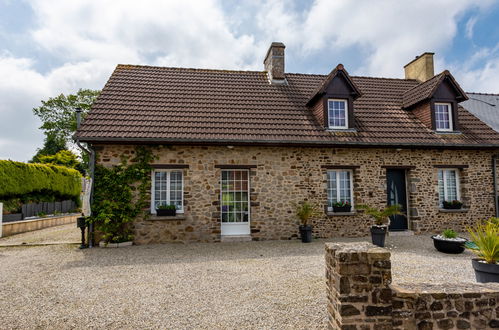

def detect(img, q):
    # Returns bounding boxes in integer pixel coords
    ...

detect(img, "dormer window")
[435,102,453,132]
[328,99,348,129]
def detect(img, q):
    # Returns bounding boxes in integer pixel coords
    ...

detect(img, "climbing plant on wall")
[89,146,155,243]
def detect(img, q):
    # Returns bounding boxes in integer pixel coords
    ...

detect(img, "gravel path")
[0,234,484,329]
[0,223,80,245]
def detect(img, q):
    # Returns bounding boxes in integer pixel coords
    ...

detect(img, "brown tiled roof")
[402,70,468,108]
[76,65,499,148]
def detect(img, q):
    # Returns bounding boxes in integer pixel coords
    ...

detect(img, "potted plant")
[356,204,402,247]
[295,201,319,243]
[466,219,499,283]
[442,200,463,210]
[431,229,467,254]
[332,200,352,213]
[156,204,177,216]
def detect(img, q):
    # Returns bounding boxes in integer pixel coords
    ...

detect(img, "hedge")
[0,160,82,200]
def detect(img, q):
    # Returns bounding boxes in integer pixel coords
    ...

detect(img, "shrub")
[0,160,81,200]
[442,229,457,239]
[356,204,402,226]
[295,201,320,226]
[467,221,499,264]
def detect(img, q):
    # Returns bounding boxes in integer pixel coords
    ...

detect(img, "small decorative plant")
[467,220,499,264]
[442,229,457,239]
[157,204,176,210]
[156,203,177,216]
[356,204,402,226]
[332,200,352,212]
[295,201,319,226]
[442,200,463,210]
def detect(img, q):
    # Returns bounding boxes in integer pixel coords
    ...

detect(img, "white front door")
[221,169,250,236]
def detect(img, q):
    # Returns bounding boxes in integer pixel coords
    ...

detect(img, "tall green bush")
[0,160,81,200]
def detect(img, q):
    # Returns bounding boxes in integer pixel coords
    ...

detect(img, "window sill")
[326,128,357,133]
[327,211,357,216]
[438,208,468,213]
[147,214,187,221]
[435,131,462,135]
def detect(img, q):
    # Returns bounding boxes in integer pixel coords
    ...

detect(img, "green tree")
[30,133,68,163]
[32,89,100,146]
[37,150,84,173]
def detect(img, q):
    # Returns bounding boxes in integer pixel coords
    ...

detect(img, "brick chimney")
[404,52,435,82]
[264,42,286,84]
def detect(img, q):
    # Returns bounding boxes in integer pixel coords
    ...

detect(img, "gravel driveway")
[0,234,482,329]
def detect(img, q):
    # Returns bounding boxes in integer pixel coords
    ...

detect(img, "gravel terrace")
[0,231,485,329]
[0,222,80,245]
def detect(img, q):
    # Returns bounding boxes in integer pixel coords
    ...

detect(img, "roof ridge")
[115,64,265,74]
[466,92,499,96]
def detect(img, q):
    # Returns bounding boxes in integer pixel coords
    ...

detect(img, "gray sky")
[1,0,499,161]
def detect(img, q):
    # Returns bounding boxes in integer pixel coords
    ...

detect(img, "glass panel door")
[221,170,250,236]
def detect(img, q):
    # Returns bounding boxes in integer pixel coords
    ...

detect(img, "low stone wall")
[325,242,499,329]
[1,214,79,237]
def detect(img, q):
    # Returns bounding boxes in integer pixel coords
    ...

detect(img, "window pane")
[221,170,249,223]
[435,104,451,130]
[438,170,445,206]
[446,170,458,201]
[327,171,338,207]
[328,100,347,128]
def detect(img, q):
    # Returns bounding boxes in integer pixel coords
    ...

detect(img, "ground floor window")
[438,169,460,206]
[327,170,353,211]
[151,170,183,213]
[221,170,249,223]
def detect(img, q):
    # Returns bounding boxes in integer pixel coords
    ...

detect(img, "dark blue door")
[387,169,408,231]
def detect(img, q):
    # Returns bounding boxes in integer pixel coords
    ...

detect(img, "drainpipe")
[75,107,95,247]
[493,155,499,217]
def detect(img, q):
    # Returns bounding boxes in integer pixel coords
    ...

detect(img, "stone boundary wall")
[325,242,499,330]
[1,214,78,237]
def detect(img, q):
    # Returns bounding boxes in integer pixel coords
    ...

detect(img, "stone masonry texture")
[325,242,499,330]
[95,144,497,244]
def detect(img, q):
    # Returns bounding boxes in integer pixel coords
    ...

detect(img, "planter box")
[156,208,176,216]
[2,213,23,223]
[333,205,352,213]
[442,202,463,210]
[99,241,133,248]
[472,258,499,283]
[431,235,466,254]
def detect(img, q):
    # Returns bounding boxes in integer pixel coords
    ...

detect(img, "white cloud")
[465,16,478,39]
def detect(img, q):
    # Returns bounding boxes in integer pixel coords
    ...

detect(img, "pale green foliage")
[467,220,499,264]
[442,229,457,239]
[295,201,320,226]
[37,150,81,170]
[356,204,402,226]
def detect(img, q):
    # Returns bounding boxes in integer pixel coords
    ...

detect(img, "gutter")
[75,136,499,150]
[75,108,95,248]
[494,155,499,217]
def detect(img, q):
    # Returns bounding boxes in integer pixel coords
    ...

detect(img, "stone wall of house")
[325,242,499,330]
[95,144,496,243]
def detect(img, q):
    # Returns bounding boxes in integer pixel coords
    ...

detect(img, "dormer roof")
[306,64,362,106]
[402,70,468,109]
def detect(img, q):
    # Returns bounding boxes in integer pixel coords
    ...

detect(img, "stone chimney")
[264,42,286,84]
[404,52,435,82]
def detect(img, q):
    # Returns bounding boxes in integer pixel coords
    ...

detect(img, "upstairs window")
[328,99,348,129]
[435,103,453,132]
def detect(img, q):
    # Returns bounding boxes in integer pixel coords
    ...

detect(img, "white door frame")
[220,169,250,236]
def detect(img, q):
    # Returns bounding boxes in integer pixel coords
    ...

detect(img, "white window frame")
[327,169,354,212]
[435,102,453,132]
[438,168,460,207]
[327,98,349,130]
[220,169,250,225]
[150,169,184,214]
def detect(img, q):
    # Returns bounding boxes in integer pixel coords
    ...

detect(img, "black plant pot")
[472,258,499,283]
[299,225,313,243]
[431,236,466,254]
[156,208,176,216]
[333,205,352,213]
[443,203,462,210]
[371,226,387,247]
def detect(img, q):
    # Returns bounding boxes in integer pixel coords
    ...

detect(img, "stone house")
[76,43,499,244]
